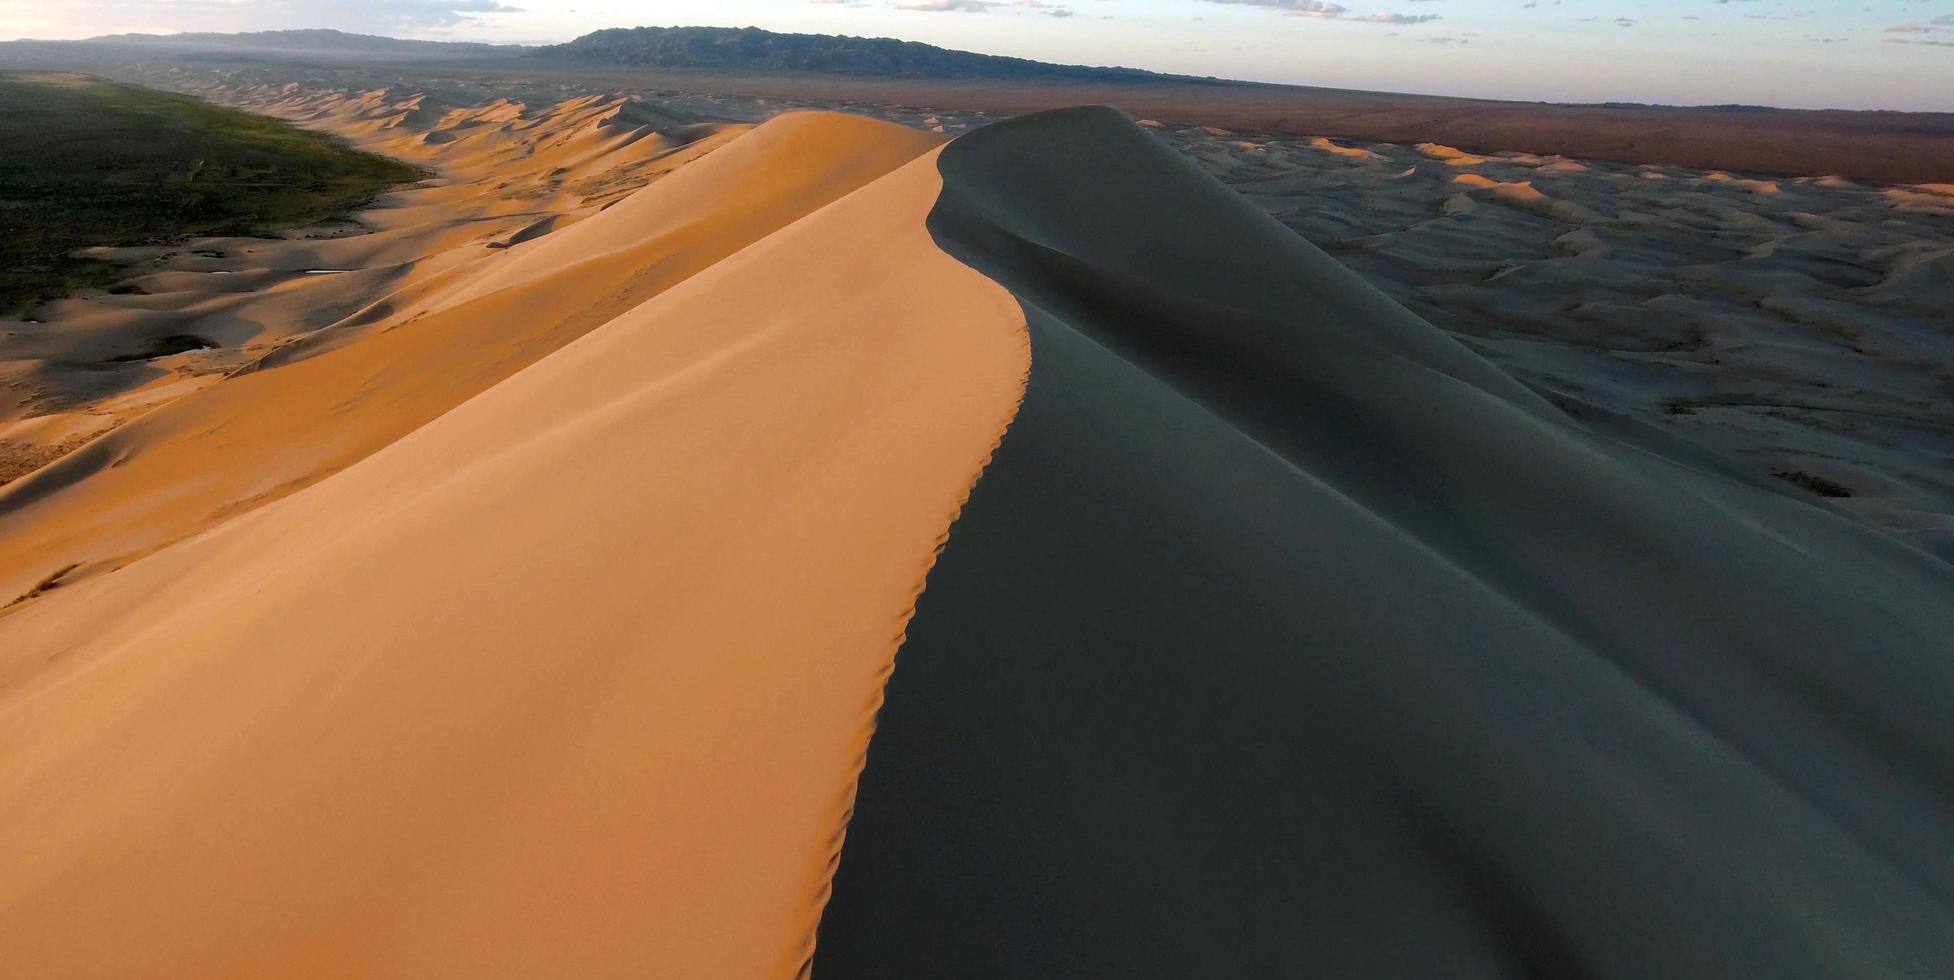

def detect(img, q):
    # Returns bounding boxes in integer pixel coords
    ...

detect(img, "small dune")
[1305,136,1386,160]
[1451,173,1596,222]
[1884,186,1954,210]
[1703,171,1781,194]
[1415,141,1491,165]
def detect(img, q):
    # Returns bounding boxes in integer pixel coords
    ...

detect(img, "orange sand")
[0,108,1028,975]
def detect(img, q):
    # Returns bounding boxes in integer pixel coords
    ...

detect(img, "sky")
[2,0,1951,111]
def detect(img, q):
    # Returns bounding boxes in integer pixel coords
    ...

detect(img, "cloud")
[1202,0,1443,25]
[892,0,1073,12]
[1355,11,1440,24]
[893,0,1005,10]
[1886,21,1948,36]
[1203,0,1348,16]
[270,0,524,29]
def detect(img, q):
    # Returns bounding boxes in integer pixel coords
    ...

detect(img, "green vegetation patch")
[0,72,427,316]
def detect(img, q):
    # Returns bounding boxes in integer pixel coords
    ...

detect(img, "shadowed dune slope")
[0,135,1027,973]
[815,108,1954,978]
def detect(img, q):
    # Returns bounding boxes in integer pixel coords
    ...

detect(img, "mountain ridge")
[14,26,1187,82]
[529,26,1185,82]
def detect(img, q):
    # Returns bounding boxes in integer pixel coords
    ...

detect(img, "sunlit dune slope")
[0,85,743,495]
[817,108,1954,979]
[0,111,941,601]
[0,128,1025,974]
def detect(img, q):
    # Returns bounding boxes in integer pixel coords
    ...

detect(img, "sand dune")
[818,107,1954,978]
[0,112,1023,975]
[0,85,737,471]
[1,83,1951,978]
[0,94,939,602]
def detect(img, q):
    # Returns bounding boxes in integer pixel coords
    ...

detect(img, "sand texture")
[1166,126,1954,558]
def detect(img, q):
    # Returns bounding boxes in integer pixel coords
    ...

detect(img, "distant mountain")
[0,26,1186,82]
[532,26,1174,82]
[73,29,520,59]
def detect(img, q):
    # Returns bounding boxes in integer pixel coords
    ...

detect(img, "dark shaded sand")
[815,108,1954,978]
[1162,128,1954,558]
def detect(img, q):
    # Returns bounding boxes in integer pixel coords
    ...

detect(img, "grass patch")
[0,71,428,316]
